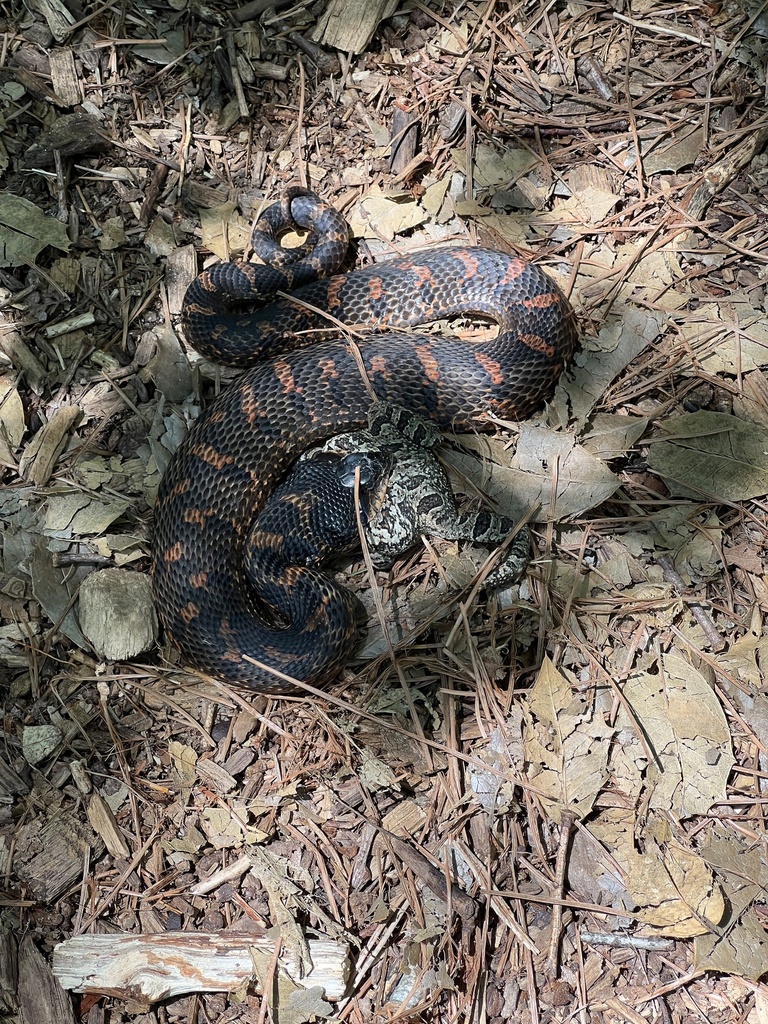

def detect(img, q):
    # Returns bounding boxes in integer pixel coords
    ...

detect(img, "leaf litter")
[1,0,768,1021]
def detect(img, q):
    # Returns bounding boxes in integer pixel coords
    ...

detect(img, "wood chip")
[13,810,104,902]
[0,931,17,1015]
[22,111,109,169]
[312,0,398,54]
[389,99,420,175]
[19,405,81,486]
[48,47,80,106]
[78,568,158,660]
[87,792,131,859]
[18,935,76,1024]
[0,756,30,798]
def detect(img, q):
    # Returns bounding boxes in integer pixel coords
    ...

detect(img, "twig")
[545,810,575,978]
[657,555,725,652]
[612,12,720,45]
[580,931,674,951]
[225,30,249,118]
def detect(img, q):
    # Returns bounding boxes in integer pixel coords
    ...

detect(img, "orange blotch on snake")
[273,357,300,394]
[520,333,556,358]
[304,601,332,634]
[369,354,391,379]
[318,356,339,380]
[524,292,561,310]
[326,277,344,311]
[261,645,299,667]
[475,351,505,386]
[415,344,440,383]
[183,507,211,527]
[249,529,286,551]
[164,542,183,563]
[452,250,480,278]
[498,258,526,286]
[179,601,201,624]
[241,388,266,425]
[166,479,191,500]
[412,265,433,288]
[189,572,209,590]
[191,444,235,470]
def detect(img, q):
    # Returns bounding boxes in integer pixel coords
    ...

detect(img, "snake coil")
[152,188,578,693]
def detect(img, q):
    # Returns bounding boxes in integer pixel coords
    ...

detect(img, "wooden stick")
[53,931,350,1003]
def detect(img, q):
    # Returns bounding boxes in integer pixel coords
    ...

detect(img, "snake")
[151,187,578,693]
[303,400,531,590]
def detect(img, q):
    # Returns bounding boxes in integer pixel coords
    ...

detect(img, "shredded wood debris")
[1,1,768,1022]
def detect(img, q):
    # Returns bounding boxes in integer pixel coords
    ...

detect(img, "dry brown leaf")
[694,911,768,981]
[523,657,614,821]
[617,653,734,818]
[444,425,619,523]
[348,187,427,240]
[648,411,768,501]
[621,841,724,938]
[0,377,25,452]
[200,201,251,260]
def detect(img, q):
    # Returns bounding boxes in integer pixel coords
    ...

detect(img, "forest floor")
[1,0,768,1022]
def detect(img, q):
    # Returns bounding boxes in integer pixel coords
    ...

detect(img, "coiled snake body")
[152,189,578,693]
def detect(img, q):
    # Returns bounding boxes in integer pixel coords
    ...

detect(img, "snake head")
[335,451,393,525]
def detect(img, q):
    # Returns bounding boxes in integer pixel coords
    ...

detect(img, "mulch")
[1,1,768,1022]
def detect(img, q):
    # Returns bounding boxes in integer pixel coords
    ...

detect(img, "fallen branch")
[53,931,350,1004]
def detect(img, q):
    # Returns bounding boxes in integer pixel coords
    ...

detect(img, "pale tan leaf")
[444,425,619,523]
[617,654,734,818]
[523,657,613,821]
[622,841,724,938]
[200,201,251,260]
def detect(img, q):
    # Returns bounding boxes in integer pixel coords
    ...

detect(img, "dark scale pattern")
[152,189,579,692]
[230,450,391,682]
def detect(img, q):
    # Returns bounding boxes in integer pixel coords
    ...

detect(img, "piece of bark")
[438,100,464,142]
[19,405,81,486]
[86,793,131,860]
[677,124,768,250]
[233,0,293,20]
[250,59,290,81]
[0,325,48,384]
[22,112,110,169]
[164,243,199,315]
[78,568,158,660]
[53,931,350,1003]
[13,810,104,901]
[25,0,76,43]
[18,935,77,1024]
[0,755,30,797]
[286,32,340,75]
[11,66,61,105]
[386,834,476,924]
[390,99,419,175]
[49,48,80,106]
[139,161,169,227]
[312,0,398,54]
[9,41,51,76]
[0,931,18,1014]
